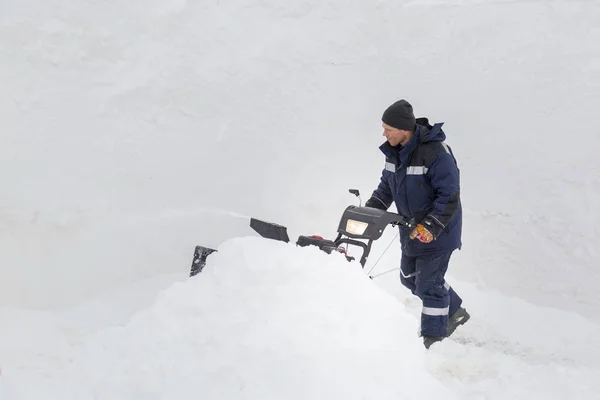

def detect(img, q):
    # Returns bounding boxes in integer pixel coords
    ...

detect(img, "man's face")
[382,123,412,147]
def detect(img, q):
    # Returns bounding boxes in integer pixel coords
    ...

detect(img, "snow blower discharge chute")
[190,189,416,277]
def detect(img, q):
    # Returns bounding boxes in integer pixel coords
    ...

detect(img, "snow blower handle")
[391,216,416,230]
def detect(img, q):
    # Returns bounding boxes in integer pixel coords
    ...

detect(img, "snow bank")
[1,237,454,399]
[2,236,599,399]
[76,237,456,399]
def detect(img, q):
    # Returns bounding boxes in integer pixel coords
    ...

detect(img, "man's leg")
[399,253,417,295]
[440,251,462,317]
[436,252,469,337]
[446,282,463,317]
[400,254,426,337]
[415,251,454,338]
[445,279,469,337]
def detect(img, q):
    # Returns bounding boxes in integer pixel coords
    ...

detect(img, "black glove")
[420,216,445,238]
[365,196,388,211]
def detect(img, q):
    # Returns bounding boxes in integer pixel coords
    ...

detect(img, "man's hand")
[365,196,389,211]
[409,224,434,243]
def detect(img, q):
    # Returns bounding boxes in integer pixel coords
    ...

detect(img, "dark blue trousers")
[400,251,463,337]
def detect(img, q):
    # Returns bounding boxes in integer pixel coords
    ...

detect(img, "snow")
[3,238,599,399]
[1,0,600,398]
[4,238,455,399]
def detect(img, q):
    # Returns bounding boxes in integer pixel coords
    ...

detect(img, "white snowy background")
[1,0,599,398]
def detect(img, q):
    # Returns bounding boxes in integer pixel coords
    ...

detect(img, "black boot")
[423,335,444,349]
[447,307,470,337]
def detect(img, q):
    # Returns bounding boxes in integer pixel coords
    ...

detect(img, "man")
[364,99,470,349]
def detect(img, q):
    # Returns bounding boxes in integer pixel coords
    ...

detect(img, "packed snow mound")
[63,237,453,399]
[2,236,599,399]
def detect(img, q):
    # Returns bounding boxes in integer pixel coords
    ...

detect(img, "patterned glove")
[409,224,434,243]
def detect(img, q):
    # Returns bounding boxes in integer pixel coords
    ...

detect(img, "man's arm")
[421,152,460,238]
[365,171,393,210]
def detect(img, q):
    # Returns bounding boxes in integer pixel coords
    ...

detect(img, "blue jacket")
[365,120,462,256]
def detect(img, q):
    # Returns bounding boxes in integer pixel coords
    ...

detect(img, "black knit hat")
[382,99,416,131]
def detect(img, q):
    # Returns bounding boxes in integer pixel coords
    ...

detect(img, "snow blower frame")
[190,189,416,277]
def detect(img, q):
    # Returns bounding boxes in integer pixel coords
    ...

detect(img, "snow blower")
[189,189,416,277]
